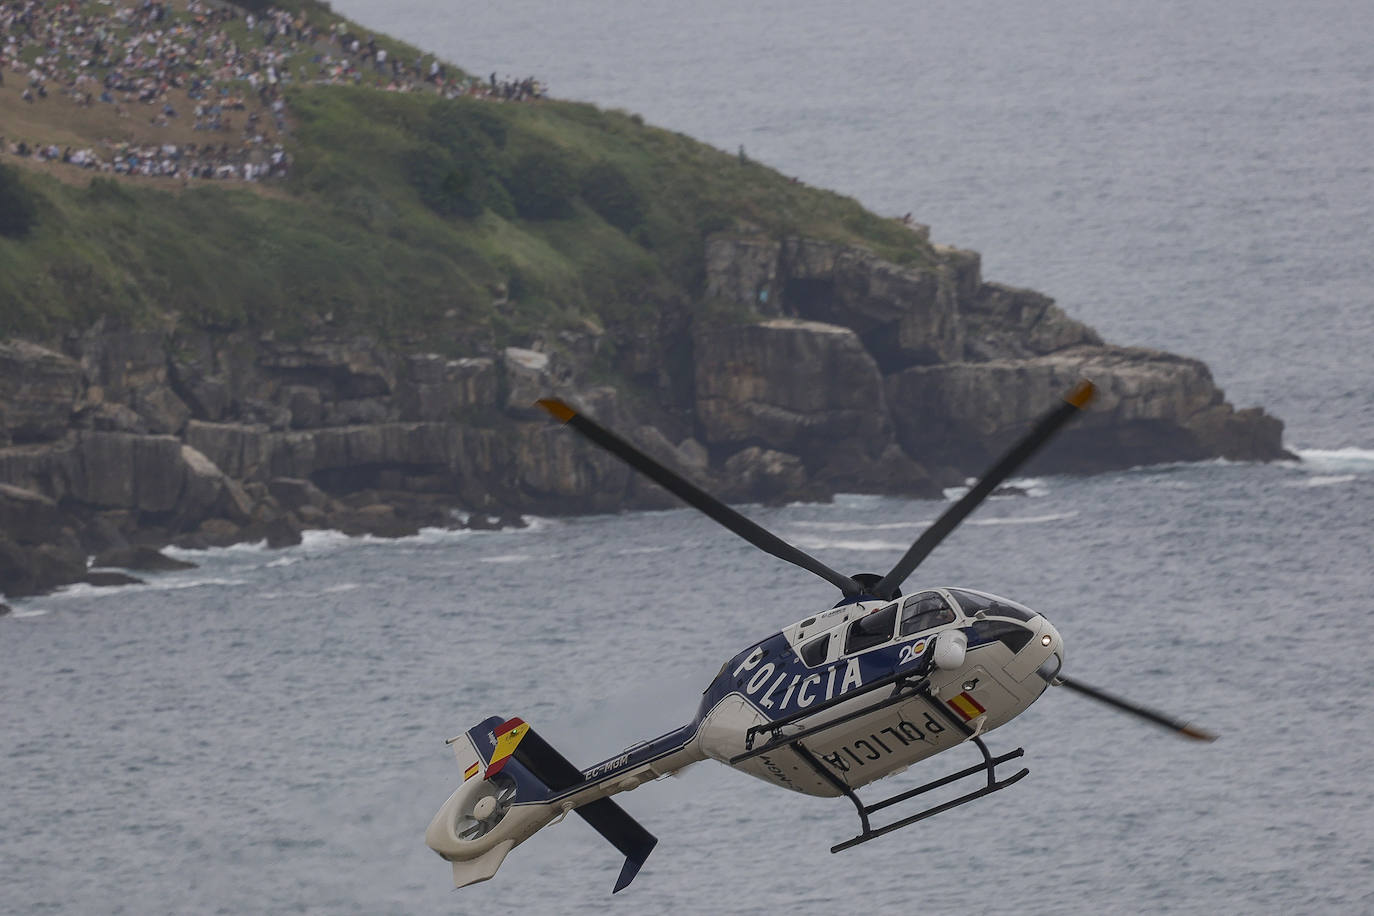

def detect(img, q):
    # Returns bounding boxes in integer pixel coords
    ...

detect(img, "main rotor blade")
[1056,674,1217,741]
[870,380,1095,600]
[537,399,863,596]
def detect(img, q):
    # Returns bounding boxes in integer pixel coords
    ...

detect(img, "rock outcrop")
[886,346,1284,472]
[694,318,935,497]
[0,229,1289,598]
[0,341,83,445]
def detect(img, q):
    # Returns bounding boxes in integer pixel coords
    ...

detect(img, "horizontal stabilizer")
[576,797,658,893]
[511,726,658,892]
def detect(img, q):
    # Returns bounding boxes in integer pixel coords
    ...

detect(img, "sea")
[3,0,1372,913]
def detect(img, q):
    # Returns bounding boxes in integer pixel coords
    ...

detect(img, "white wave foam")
[162,541,266,563]
[321,582,363,593]
[296,525,477,555]
[615,545,675,555]
[1292,447,1374,474]
[113,517,554,573]
[966,511,1079,526]
[5,606,48,618]
[792,510,1077,548]
[792,510,1076,537]
[152,577,249,591]
[831,493,886,510]
[792,537,911,552]
[43,576,248,600]
[790,519,934,532]
[404,526,474,545]
[299,529,355,550]
[42,581,126,600]
[943,476,1050,501]
[1285,474,1358,488]
[479,553,537,564]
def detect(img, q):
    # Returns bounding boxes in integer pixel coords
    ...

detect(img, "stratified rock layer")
[0,230,1288,596]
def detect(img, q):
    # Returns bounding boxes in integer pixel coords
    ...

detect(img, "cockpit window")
[799,634,830,667]
[949,589,1038,622]
[845,604,897,655]
[899,591,956,636]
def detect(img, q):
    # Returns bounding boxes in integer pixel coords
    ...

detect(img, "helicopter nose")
[1033,619,1064,683]
[1006,616,1062,682]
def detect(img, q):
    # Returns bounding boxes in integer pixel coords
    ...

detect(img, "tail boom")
[427,716,701,892]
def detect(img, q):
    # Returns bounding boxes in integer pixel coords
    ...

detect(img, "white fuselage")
[694,589,1063,796]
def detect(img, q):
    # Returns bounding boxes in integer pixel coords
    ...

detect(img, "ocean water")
[5,0,1373,913]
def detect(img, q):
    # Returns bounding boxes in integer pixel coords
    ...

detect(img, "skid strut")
[742,680,1031,852]
[826,736,1027,852]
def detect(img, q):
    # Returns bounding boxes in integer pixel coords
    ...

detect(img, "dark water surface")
[5,457,1373,914]
[6,0,1373,912]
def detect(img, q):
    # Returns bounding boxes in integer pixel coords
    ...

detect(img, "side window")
[900,591,955,636]
[845,604,897,655]
[799,634,830,667]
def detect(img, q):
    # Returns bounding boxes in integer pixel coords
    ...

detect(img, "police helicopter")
[425,380,1215,893]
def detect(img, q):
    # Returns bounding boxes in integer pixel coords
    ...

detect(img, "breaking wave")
[790,510,1078,543]
[40,577,250,601]
[1285,474,1359,488]
[966,511,1079,526]
[790,519,934,532]
[791,537,907,552]
[1292,447,1374,474]
[790,511,1077,550]
[942,476,1051,500]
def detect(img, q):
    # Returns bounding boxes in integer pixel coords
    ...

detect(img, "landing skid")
[730,670,1030,853]
[821,736,1028,852]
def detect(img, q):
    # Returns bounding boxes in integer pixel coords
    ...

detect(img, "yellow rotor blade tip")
[536,398,576,423]
[1181,723,1218,742]
[1064,379,1096,409]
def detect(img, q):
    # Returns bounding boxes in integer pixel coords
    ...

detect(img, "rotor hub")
[472,795,498,820]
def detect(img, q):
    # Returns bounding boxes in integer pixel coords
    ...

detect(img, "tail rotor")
[454,773,519,841]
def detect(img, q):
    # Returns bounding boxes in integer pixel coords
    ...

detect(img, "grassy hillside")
[0,2,932,353]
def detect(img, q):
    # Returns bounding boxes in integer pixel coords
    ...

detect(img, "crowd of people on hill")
[2,1,295,112]
[2,134,290,181]
[0,0,546,184]
[310,22,545,101]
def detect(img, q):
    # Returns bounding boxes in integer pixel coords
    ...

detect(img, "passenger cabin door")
[843,602,898,665]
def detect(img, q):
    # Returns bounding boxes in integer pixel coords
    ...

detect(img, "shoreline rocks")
[0,232,1290,599]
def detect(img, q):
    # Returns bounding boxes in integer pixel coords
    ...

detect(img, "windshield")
[948,589,1039,622]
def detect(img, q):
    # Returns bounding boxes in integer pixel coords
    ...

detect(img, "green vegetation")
[0,165,38,238]
[580,160,645,233]
[1,62,932,348]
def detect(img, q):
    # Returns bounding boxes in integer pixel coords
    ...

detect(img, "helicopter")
[425,379,1215,893]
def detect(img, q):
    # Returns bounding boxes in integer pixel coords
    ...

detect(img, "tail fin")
[504,723,658,893]
[429,716,658,893]
[577,797,658,893]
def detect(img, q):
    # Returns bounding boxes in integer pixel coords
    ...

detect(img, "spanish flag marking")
[463,762,480,782]
[485,718,530,778]
[948,692,986,722]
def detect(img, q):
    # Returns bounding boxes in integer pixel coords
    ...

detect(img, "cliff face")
[0,231,1288,597]
[700,234,1283,473]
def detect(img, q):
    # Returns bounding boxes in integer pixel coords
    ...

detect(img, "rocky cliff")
[0,230,1289,598]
